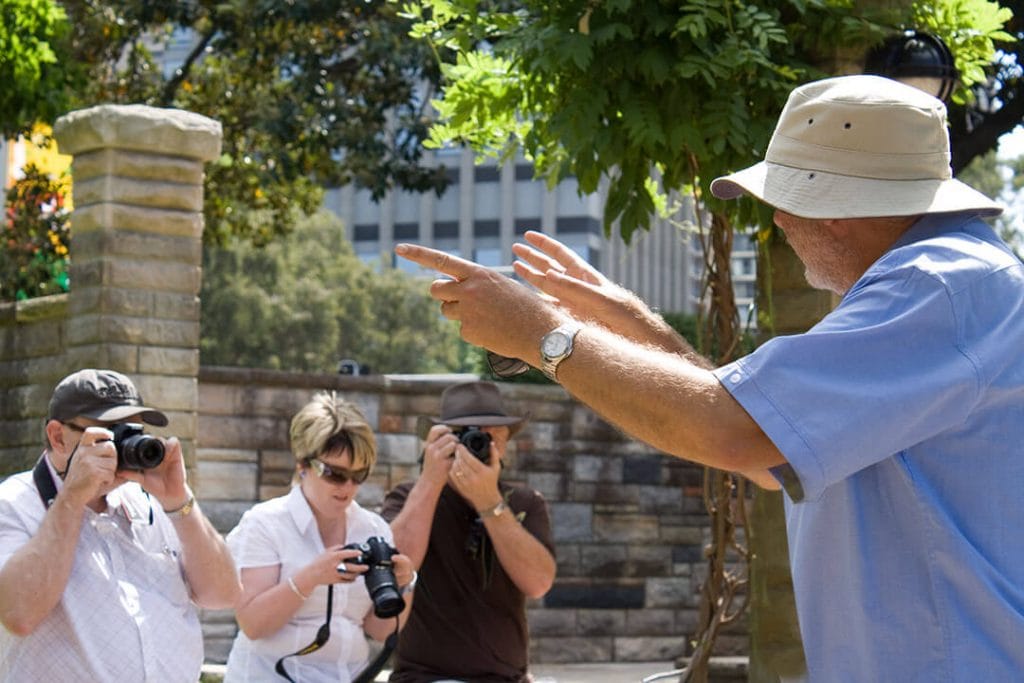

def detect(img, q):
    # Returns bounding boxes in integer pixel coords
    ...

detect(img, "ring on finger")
[338,563,348,574]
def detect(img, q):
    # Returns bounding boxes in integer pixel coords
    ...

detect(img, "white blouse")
[224,486,394,683]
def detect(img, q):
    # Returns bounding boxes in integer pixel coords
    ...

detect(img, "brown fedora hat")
[430,381,527,436]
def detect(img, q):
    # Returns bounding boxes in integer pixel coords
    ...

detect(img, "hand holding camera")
[115,434,191,515]
[339,537,407,618]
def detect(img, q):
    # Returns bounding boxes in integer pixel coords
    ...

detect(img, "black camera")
[452,426,492,462]
[341,536,404,618]
[110,423,165,471]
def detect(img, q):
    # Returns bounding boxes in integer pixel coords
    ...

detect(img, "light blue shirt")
[714,212,1024,682]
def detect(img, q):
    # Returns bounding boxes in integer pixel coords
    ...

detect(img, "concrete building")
[324,147,713,314]
[324,146,760,319]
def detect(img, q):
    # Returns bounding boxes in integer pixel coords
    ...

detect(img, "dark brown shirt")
[381,482,555,683]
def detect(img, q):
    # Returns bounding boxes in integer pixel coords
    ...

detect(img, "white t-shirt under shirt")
[224,485,394,683]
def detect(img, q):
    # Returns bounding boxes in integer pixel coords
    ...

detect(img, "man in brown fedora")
[394,76,1024,681]
[382,381,555,682]
[0,369,242,681]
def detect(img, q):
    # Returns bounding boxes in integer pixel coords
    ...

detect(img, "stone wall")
[0,295,71,473]
[193,367,747,664]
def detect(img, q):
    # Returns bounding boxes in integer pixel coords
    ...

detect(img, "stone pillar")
[52,104,222,470]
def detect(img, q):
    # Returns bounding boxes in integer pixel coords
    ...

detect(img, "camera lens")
[343,537,406,618]
[365,568,404,618]
[458,428,492,462]
[112,423,166,470]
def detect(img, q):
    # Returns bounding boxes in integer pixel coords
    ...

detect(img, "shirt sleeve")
[714,266,980,502]
[379,482,412,523]
[512,488,556,557]
[226,507,282,570]
[0,477,42,572]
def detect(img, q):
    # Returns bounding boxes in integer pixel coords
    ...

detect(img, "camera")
[110,423,165,471]
[452,426,492,462]
[340,536,404,618]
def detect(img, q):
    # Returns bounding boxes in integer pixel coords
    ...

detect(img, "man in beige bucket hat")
[394,74,1024,680]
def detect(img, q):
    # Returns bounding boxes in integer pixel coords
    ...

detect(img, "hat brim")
[80,405,169,427]
[711,162,1004,219]
[431,414,527,437]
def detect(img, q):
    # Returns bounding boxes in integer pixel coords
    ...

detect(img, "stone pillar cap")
[54,104,223,162]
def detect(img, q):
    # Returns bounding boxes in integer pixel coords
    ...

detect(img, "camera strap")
[32,456,58,508]
[274,585,334,682]
[273,583,401,683]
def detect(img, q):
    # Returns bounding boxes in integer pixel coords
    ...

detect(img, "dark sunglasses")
[306,458,370,485]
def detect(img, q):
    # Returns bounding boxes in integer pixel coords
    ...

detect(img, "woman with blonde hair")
[224,392,415,682]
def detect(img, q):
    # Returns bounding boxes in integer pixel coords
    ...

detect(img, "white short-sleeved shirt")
[224,485,394,683]
[0,457,203,683]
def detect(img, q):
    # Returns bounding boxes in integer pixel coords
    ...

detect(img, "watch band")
[477,500,508,518]
[165,494,196,519]
[540,322,582,380]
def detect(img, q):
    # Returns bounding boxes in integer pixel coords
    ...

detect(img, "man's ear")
[44,419,70,457]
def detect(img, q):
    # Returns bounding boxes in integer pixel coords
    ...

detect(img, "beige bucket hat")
[711,75,1003,219]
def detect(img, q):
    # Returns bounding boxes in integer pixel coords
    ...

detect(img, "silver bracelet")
[287,576,309,600]
[401,570,418,596]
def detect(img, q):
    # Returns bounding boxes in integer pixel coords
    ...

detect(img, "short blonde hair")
[289,392,377,471]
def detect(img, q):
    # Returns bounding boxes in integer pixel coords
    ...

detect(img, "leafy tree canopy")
[200,210,468,374]
[403,0,1013,242]
[8,0,453,245]
[0,0,75,138]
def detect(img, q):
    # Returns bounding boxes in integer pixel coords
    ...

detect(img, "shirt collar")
[891,211,977,250]
[285,484,317,534]
[104,483,153,523]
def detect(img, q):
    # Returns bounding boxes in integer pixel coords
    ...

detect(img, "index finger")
[395,243,478,281]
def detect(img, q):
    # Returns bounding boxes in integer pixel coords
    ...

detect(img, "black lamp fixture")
[863,29,958,102]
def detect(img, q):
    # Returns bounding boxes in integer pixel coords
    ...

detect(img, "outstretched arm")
[513,230,701,361]
[395,243,783,488]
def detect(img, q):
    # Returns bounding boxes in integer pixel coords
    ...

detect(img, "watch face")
[542,331,570,358]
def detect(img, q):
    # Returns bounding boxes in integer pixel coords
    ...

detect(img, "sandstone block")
[74,175,203,212]
[527,608,577,635]
[614,636,685,661]
[55,104,222,161]
[578,608,626,635]
[592,512,660,543]
[196,460,258,501]
[376,433,420,464]
[71,203,204,238]
[529,636,612,663]
[646,577,692,608]
[549,503,592,542]
[135,374,196,412]
[138,346,199,376]
[72,148,205,185]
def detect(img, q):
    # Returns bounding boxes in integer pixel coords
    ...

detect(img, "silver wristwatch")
[540,323,582,380]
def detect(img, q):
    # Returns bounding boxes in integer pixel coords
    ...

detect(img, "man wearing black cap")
[0,369,241,682]
[381,381,556,683]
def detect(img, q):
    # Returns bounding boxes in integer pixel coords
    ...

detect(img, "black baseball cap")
[48,369,169,427]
